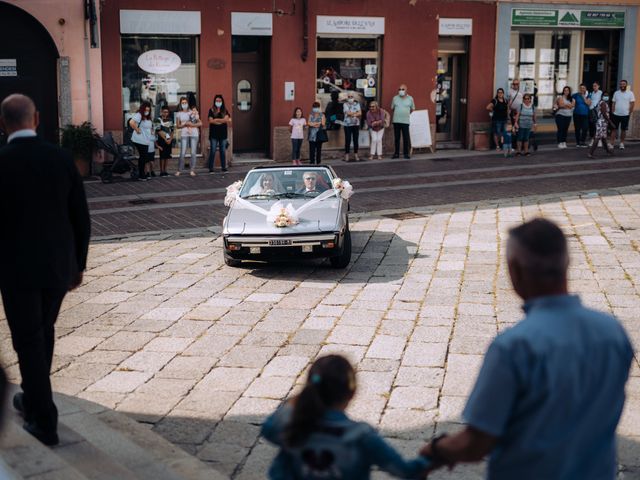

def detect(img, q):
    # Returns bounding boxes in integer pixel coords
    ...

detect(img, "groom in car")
[297,171,327,195]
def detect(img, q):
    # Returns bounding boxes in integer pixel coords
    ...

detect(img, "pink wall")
[8,0,104,131]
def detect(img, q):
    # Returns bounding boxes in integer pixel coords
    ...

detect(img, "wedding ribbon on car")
[224,178,354,228]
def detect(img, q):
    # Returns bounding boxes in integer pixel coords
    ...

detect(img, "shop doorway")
[436,38,468,146]
[232,36,270,153]
[583,54,607,91]
[0,3,58,143]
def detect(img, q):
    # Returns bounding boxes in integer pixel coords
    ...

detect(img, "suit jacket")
[0,136,91,289]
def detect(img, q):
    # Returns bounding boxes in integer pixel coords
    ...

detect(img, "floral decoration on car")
[224,180,243,207]
[333,178,354,199]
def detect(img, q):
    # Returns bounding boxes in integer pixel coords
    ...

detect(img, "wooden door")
[232,37,268,152]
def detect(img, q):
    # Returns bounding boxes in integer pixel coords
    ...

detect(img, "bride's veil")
[248,173,283,195]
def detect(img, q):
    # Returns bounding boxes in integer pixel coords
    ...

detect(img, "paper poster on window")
[364,87,376,97]
[597,60,605,72]
[584,61,590,72]
[558,64,568,78]
[556,79,567,93]
[539,49,555,63]
[509,48,516,63]
[508,64,516,79]
[520,48,536,62]
[365,64,377,75]
[524,80,535,94]
[538,80,554,95]
[539,64,554,79]
[356,78,368,89]
[559,49,568,63]
[538,95,554,110]
[442,80,451,91]
[335,79,342,86]
[519,64,535,78]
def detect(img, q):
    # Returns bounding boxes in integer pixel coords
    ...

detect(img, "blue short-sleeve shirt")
[463,294,633,480]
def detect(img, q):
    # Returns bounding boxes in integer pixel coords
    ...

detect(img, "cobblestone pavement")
[87,144,640,238]
[2,185,640,478]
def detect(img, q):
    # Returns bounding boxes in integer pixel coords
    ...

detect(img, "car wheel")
[224,251,242,267]
[330,228,351,268]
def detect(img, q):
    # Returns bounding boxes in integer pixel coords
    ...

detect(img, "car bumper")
[223,233,342,260]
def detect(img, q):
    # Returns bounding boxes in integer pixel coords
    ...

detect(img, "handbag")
[316,128,328,143]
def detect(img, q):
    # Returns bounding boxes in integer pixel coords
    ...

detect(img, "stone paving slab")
[2,185,640,478]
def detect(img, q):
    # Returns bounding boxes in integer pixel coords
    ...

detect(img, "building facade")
[0,0,103,142]
[100,0,496,161]
[495,1,639,136]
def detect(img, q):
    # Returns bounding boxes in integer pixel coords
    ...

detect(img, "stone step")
[0,386,227,480]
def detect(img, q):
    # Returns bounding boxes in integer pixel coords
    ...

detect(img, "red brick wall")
[100,0,496,152]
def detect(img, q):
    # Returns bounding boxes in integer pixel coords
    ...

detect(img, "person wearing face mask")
[155,106,174,177]
[610,80,635,150]
[175,96,202,176]
[308,101,326,165]
[366,101,386,160]
[128,100,155,181]
[589,91,615,159]
[208,95,231,173]
[391,84,415,159]
[343,93,362,162]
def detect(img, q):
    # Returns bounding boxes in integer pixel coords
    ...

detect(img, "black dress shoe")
[392,154,399,159]
[23,421,59,446]
[13,392,25,416]
[404,155,411,159]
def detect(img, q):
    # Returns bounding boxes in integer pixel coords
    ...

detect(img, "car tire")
[224,251,242,267]
[330,228,351,268]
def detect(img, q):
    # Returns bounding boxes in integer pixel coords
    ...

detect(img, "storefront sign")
[120,10,201,34]
[511,8,624,28]
[512,9,558,26]
[439,18,472,36]
[232,12,273,36]
[581,11,625,28]
[316,16,385,35]
[0,59,17,77]
[137,50,181,74]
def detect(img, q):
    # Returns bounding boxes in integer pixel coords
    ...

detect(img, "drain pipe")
[301,0,308,62]
[83,0,93,124]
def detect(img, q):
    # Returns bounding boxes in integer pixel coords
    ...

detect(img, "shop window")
[316,36,381,129]
[509,30,581,121]
[121,35,198,129]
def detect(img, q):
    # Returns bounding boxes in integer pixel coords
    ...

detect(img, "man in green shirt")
[391,84,415,159]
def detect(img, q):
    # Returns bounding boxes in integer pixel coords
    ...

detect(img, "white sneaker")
[620,143,625,150]
[190,171,197,176]
[558,143,564,149]
[174,171,181,176]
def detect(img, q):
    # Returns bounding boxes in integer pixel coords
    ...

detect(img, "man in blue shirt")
[572,83,591,147]
[421,218,633,479]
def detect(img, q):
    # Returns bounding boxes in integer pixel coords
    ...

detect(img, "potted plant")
[60,122,98,177]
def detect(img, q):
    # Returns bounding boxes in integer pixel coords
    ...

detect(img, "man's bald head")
[1,94,38,133]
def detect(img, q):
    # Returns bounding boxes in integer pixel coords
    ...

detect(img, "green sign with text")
[512,9,625,28]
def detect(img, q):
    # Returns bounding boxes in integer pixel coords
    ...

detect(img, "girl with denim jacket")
[262,355,431,479]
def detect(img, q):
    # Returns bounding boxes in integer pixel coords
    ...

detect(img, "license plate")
[268,239,292,246]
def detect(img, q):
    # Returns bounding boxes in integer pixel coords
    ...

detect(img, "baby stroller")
[95,132,138,183]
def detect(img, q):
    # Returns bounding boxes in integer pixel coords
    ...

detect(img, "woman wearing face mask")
[175,96,202,176]
[343,92,361,162]
[128,101,155,181]
[307,101,326,165]
[208,95,231,173]
[588,92,615,158]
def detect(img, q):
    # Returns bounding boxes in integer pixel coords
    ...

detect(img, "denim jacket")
[261,404,430,479]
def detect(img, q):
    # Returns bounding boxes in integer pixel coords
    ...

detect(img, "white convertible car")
[222,165,352,268]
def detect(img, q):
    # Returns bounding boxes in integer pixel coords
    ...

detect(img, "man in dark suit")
[296,171,327,195]
[0,94,90,445]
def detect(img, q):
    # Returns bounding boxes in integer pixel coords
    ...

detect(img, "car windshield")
[240,168,335,199]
